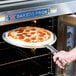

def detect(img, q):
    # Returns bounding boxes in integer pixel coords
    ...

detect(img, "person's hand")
[53,51,75,68]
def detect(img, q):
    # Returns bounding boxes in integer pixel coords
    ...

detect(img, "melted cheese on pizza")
[7,26,52,43]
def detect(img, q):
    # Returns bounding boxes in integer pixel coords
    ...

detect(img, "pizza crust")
[4,26,55,48]
[5,31,54,47]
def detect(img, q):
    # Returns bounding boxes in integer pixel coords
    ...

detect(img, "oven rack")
[0,49,54,76]
[0,53,50,67]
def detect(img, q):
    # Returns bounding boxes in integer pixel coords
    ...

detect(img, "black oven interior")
[0,17,58,76]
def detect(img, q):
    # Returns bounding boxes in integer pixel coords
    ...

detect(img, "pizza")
[5,26,54,47]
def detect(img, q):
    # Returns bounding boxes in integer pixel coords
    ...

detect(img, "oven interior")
[0,17,58,76]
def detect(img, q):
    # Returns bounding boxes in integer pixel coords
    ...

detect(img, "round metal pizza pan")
[2,31,57,49]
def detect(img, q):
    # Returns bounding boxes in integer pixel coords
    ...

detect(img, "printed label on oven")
[50,8,57,13]
[8,9,48,21]
[0,16,5,22]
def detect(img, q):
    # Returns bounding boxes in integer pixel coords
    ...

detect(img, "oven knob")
[67,32,73,39]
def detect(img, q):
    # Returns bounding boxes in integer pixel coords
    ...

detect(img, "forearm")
[69,47,76,54]
[68,47,76,62]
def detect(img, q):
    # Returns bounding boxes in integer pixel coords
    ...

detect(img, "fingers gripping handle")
[46,45,64,69]
[57,58,64,69]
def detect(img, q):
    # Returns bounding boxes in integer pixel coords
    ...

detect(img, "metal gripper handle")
[46,45,64,69]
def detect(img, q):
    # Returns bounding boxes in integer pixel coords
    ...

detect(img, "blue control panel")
[8,9,48,21]
[67,26,75,50]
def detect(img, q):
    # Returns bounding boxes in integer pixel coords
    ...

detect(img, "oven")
[0,0,76,76]
[0,18,57,76]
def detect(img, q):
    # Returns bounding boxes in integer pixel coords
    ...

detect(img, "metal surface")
[0,1,76,15]
[0,0,25,4]
[60,15,76,27]
[0,0,76,26]
[58,16,76,76]
[0,0,76,14]
[46,45,57,55]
